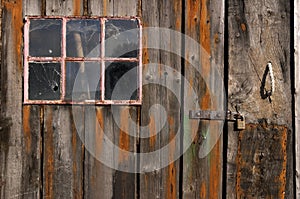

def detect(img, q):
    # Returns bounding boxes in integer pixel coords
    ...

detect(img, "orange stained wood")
[278,127,287,199]
[71,115,83,198]
[73,0,82,16]
[95,108,105,157]
[118,108,130,162]
[45,108,54,198]
[3,0,23,72]
[209,138,221,199]
[149,115,157,149]
[186,0,200,36]
[102,0,107,16]
[241,23,247,32]
[23,106,32,154]
[167,116,176,199]
[200,182,207,198]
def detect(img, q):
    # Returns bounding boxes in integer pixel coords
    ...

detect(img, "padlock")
[236,115,245,130]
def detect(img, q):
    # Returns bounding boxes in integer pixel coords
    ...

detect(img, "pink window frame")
[23,16,142,105]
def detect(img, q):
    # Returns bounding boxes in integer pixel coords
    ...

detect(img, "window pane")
[29,19,62,57]
[66,62,101,100]
[105,19,139,58]
[105,62,138,100]
[29,63,61,100]
[67,20,101,58]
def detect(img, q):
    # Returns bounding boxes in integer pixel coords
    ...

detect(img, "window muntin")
[24,16,142,105]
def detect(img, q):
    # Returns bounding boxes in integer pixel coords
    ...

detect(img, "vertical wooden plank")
[21,106,42,199]
[182,0,225,198]
[295,0,300,197]
[84,1,139,199]
[42,1,85,198]
[89,0,113,16]
[0,0,24,198]
[84,107,114,199]
[227,0,293,198]
[140,0,182,198]
[43,106,84,198]
[23,0,41,15]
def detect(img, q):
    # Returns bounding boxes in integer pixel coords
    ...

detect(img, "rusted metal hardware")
[189,110,245,122]
[189,109,246,130]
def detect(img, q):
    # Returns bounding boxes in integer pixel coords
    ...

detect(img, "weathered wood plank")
[41,1,85,199]
[23,0,41,16]
[43,106,84,198]
[88,0,113,16]
[84,107,114,199]
[140,0,182,198]
[182,0,224,198]
[295,0,300,197]
[227,0,293,198]
[0,0,24,198]
[84,1,139,199]
[46,0,83,16]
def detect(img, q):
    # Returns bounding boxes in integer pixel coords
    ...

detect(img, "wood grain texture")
[182,0,224,198]
[227,0,293,198]
[139,0,182,198]
[84,1,139,199]
[0,0,24,198]
[43,106,84,198]
[295,0,300,197]
[41,2,85,199]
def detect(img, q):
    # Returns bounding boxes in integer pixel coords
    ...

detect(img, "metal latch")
[189,109,246,130]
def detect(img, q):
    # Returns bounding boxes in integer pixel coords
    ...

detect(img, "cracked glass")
[29,63,61,100]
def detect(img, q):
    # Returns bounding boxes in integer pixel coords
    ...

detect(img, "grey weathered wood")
[89,0,113,16]
[41,1,85,198]
[43,106,84,198]
[0,0,25,198]
[24,0,41,16]
[227,0,293,198]
[139,0,182,198]
[295,0,300,197]
[182,0,224,198]
[84,1,139,199]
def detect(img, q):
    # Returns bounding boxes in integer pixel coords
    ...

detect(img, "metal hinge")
[189,110,243,122]
[189,109,246,130]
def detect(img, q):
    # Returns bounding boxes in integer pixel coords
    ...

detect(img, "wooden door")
[0,0,294,199]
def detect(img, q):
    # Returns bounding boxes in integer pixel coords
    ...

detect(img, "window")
[24,17,142,105]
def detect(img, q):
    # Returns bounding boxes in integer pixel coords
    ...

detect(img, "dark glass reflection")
[67,20,101,58]
[105,19,139,58]
[29,19,62,57]
[29,63,61,100]
[105,62,138,100]
[65,62,101,100]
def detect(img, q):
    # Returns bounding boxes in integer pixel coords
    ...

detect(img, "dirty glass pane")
[105,62,138,100]
[29,19,62,57]
[105,19,139,58]
[65,62,101,100]
[67,20,101,58]
[29,63,61,100]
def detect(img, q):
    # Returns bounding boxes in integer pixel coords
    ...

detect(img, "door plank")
[182,0,225,198]
[84,1,139,199]
[140,0,182,198]
[227,0,293,198]
[295,0,300,198]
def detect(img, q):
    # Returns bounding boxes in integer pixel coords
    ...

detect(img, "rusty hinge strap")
[189,110,226,120]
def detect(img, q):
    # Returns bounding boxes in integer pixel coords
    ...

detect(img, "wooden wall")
[227,0,293,198]
[0,0,294,199]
